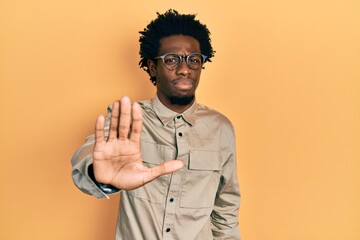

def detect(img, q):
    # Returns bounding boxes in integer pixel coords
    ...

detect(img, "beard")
[168,95,195,106]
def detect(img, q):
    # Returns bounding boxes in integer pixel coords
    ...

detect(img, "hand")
[92,96,184,190]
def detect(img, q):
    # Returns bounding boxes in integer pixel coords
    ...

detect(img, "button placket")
[162,116,186,240]
[174,113,185,142]
[171,117,187,205]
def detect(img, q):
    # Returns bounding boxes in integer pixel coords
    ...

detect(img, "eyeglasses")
[154,52,207,71]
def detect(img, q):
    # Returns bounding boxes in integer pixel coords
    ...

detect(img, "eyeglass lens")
[163,53,204,70]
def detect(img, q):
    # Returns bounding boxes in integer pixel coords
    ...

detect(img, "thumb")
[143,160,184,184]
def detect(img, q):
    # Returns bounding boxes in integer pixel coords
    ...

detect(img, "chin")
[169,95,195,106]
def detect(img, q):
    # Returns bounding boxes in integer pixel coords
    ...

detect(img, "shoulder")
[137,99,151,108]
[106,99,152,116]
[195,103,235,138]
[137,99,155,116]
[194,103,236,150]
[196,103,234,127]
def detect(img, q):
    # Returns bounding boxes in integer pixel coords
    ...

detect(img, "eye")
[164,58,177,63]
[188,54,202,64]
[189,58,200,63]
[164,55,180,64]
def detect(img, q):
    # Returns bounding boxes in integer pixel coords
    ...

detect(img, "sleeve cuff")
[88,164,120,194]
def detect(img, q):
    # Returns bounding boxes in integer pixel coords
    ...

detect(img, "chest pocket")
[126,141,174,203]
[180,150,223,208]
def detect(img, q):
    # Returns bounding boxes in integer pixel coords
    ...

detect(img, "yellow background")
[1,0,359,239]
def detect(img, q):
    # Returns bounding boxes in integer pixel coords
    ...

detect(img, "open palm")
[92,96,184,190]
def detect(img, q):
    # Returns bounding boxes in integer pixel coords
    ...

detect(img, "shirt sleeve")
[71,106,116,199]
[211,128,241,240]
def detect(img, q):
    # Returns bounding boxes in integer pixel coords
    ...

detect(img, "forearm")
[212,223,240,240]
[71,106,115,198]
[71,137,109,199]
[211,134,241,239]
[211,196,241,240]
[211,185,241,240]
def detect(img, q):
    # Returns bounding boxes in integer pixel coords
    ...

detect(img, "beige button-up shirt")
[72,96,241,239]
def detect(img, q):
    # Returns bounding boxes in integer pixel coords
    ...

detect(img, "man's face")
[148,35,202,108]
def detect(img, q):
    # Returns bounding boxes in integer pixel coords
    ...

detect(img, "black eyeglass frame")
[153,52,208,71]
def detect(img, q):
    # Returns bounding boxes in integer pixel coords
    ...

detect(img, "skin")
[92,35,203,190]
[93,98,184,190]
[148,35,202,113]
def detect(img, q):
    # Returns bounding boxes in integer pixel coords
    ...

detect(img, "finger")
[108,101,120,140]
[142,160,184,184]
[94,114,105,151]
[129,102,143,143]
[118,96,132,140]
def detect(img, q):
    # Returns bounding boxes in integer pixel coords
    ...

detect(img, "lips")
[172,78,195,90]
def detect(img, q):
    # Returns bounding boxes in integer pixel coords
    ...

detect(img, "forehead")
[158,35,200,54]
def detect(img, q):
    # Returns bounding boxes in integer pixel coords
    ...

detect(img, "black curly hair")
[139,9,215,85]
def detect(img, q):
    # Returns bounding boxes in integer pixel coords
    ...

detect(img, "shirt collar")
[151,95,197,126]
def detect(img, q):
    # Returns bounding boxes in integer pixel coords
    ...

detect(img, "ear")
[147,59,156,77]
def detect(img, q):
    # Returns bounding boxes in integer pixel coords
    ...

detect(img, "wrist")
[88,164,120,194]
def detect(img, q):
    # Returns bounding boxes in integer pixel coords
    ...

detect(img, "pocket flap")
[189,150,222,170]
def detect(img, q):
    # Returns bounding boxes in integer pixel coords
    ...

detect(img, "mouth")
[172,78,195,90]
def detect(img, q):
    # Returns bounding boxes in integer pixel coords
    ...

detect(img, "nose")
[176,58,191,75]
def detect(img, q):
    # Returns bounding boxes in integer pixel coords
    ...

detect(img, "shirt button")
[169,197,174,202]
[166,228,171,232]
[178,132,183,137]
